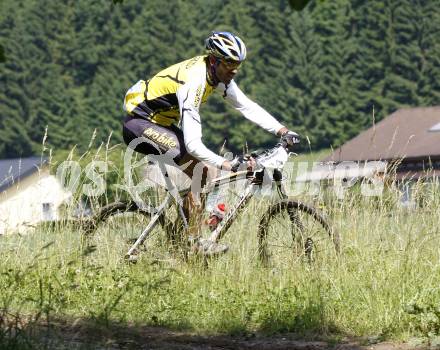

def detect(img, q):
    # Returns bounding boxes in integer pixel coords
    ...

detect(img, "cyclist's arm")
[177,78,226,169]
[221,80,285,135]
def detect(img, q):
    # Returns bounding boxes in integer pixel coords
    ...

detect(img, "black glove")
[281,130,300,147]
[230,154,250,172]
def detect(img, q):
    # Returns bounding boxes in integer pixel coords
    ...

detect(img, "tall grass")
[1,147,440,347]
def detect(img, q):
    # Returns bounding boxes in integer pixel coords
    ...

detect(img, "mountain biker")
[122,31,300,255]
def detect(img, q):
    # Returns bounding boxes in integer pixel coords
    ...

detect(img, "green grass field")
[1,150,440,348]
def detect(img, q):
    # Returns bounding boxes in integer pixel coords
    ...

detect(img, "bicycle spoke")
[94,211,155,258]
[84,202,173,263]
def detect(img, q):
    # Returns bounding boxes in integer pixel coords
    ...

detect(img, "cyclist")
[122,31,300,255]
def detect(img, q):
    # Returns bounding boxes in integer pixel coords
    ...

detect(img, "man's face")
[215,59,241,84]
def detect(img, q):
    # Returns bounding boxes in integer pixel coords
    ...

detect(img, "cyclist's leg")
[124,116,208,234]
[177,154,229,255]
[123,116,226,255]
[123,115,187,209]
[178,153,212,237]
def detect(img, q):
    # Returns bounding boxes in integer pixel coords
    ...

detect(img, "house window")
[42,202,54,221]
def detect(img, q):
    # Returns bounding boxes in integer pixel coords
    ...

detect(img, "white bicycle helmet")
[205,31,247,62]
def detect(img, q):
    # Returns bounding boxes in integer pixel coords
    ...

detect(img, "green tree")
[1,0,440,160]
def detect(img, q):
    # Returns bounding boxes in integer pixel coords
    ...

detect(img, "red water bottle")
[207,203,226,231]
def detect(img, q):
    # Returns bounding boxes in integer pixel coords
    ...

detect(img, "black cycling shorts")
[122,115,187,163]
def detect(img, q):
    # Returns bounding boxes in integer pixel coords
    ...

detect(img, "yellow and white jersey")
[124,55,214,126]
[123,55,284,168]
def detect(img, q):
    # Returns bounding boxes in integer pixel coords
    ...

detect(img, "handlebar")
[231,141,292,173]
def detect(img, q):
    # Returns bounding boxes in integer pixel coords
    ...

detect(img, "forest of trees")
[0,0,439,159]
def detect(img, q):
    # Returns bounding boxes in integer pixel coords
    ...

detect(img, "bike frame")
[125,144,291,260]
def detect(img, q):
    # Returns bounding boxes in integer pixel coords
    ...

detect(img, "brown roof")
[324,106,440,162]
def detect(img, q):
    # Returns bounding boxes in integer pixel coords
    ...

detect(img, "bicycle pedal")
[124,253,139,264]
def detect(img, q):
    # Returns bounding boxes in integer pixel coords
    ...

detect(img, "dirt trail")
[25,319,424,350]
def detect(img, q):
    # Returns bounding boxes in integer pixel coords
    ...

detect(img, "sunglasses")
[219,59,241,70]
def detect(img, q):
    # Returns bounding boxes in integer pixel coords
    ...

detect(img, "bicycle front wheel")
[258,200,340,267]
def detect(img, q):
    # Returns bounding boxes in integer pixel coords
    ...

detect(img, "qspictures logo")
[56,139,387,208]
[143,128,177,148]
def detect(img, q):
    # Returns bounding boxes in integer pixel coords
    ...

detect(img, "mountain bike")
[82,141,340,266]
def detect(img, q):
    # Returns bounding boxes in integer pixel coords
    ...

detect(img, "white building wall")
[0,174,71,235]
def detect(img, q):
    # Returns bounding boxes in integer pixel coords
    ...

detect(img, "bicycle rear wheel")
[258,199,340,267]
[82,201,170,261]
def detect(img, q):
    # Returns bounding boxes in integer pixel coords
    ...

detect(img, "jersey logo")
[185,56,200,69]
[194,85,203,107]
[143,128,177,148]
